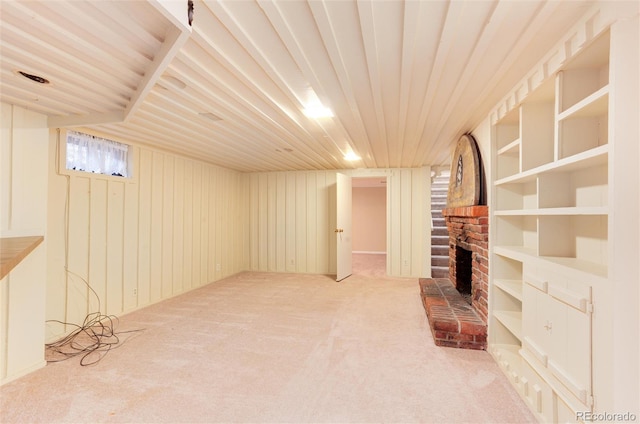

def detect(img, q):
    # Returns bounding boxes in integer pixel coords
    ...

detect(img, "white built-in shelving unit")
[489,23,616,423]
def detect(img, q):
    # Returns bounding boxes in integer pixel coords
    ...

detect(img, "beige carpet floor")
[0,254,535,423]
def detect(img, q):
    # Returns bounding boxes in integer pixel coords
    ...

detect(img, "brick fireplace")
[419,205,488,350]
[419,134,488,349]
[442,205,489,322]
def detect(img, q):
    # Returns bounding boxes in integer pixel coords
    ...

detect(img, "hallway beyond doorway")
[352,252,386,277]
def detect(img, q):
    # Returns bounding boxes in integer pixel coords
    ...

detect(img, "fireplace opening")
[455,245,472,305]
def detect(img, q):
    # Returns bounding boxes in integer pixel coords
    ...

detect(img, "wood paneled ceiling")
[0,0,595,172]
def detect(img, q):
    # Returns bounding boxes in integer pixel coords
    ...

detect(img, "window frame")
[57,129,137,183]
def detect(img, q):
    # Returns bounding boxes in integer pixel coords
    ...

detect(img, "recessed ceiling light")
[17,70,49,84]
[303,105,333,119]
[344,151,361,161]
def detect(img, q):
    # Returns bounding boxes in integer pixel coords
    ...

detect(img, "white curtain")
[66,131,129,177]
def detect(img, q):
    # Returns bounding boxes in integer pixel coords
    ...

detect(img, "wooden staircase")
[431,170,450,278]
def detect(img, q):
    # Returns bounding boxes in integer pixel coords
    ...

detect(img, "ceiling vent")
[17,71,49,84]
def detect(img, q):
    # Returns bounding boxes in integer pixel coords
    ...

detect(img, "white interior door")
[336,173,352,281]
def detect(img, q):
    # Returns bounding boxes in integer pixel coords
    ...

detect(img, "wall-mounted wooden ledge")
[0,236,44,280]
[442,205,488,218]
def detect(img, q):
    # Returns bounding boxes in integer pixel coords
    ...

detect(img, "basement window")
[65,130,130,178]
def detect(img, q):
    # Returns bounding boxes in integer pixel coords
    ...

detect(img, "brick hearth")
[419,278,486,350]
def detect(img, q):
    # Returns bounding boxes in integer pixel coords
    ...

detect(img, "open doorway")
[351,177,387,277]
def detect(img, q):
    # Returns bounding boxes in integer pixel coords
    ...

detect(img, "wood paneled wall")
[46,131,249,341]
[45,131,431,343]
[247,168,431,278]
[1,104,48,383]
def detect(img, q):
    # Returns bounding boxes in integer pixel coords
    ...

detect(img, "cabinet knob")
[544,321,553,333]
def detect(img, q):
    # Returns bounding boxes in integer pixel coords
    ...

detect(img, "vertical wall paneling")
[401,169,412,277]
[106,180,125,316]
[179,161,196,292]
[257,174,268,270]
[45,131,70,340]
[295,173,307,273]
[1,104,48,383]
[285,173,296,272]
[183,161,194,292]
[207,165,220,281]
[149,152,164,303]
[191,163,202,287]
[162,155,175,298]
[4,247,46,379]
[267,173,277,271]
[44,130,247,344]
[239,173,250,272]
[199,165,209,286]
[245,168,430,278]
[248,174,259,270]
[306,172,318,273]
[316,172,330,273]
[276,173,286,271]
[172,158,184,295]
[7,108,48,234]
[123,179,139,311]
[0,104,11,232]
[88,179,107,313]
[217,170,226,278]
[200,167,213,284]
[137,149,152,306]
[66,177,91,326]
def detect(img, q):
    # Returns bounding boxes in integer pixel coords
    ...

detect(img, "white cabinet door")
[545,283,592,405]
[522,268,593,408]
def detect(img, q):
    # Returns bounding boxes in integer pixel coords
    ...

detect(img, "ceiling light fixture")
[303,104,334,119]
[344,151,361,161]
[302,90,333,118]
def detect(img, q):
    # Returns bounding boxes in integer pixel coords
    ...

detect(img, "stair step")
[431,173,450,278]
[431,227,448,236]
[431,246,449,256]
[431,235,449,246]
[431,256,450,267]
[431,243,449,252]
[430,266,450,279]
